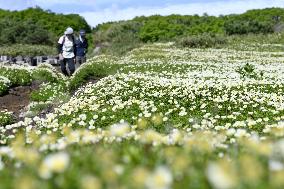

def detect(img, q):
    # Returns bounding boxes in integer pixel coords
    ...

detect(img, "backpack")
[62,35,75,45]
[62,35,75,53]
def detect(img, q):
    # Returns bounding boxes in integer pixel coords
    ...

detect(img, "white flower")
[234,129,248,138]
[146,166,173,189]
[88,126,96,130]
[79,114,87,121]
[110,122,130,137]
[269,160,284,171]
[0,157,4,170]
[39,152,70,179]
[226,128,236,136]
[89,120,95,126]
[272,139,284,158]
[178,111,187,116]
[79,121,86,126]
[207,162,236,189]
[114,164,124,175]
[145,112,152,118]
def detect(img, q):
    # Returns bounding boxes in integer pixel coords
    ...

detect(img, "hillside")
[0,7,91,46]
[94,8,284,55]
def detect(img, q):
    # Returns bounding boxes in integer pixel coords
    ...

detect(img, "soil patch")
[0,77,102,121]
[0,81,40,120]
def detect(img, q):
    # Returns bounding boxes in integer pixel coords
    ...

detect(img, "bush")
[0,19,54,45]
[0,67,32,86]
[94,8,284,52]
[0,44,56,56]
[0,76,11,96]
[139,19,185,42]
[0,7,91,45]
[94,21,143,56]
[0,110,14,127]
[236,63,264,79]
[70,58,120,90]
[30,83,67,102]
[224,20,274,35]
[178,34,227,48]
[32,68,63,83]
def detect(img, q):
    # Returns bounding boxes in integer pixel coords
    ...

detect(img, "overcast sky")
[0,0,284,27]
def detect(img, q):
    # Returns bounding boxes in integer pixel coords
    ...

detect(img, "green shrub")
[236,63,264,79]
[70,60,120,90]
[94,8,284,53]
[0,110,14,127]
[0,76,11,96]
[0,7,90,45]
[0,67,32,86]
[224,20,274,35]
[139,19,186,42]
[32,67,64,84]
[30,83,67,102]
[100,33,142,56]
[94,21,143,56]
[178,34,227,48]
[0,44,56,56]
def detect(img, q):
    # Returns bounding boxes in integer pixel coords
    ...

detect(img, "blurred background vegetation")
[0,7,91,45]
[0,7,284,56]
[94,7,284,55]
[0,7,91,56]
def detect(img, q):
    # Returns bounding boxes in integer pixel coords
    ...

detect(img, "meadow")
[1,42,284,189]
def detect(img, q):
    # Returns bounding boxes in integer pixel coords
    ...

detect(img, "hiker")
[75,29,88,65]
[57,27,76,76]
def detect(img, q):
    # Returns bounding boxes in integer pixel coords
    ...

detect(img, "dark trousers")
[76,56,86,65]
[60,58,75,76]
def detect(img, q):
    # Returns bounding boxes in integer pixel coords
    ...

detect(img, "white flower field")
[1,43,284,188]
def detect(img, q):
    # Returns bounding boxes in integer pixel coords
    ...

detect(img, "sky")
[0,0,284,27]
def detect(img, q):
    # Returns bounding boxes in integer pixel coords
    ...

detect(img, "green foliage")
[224,19,274,35]
[27,102,51,117]
[139,17,186,42]
[85,34,94,55]
[0,44,55,56]
[178,34,228,48]
[0,81,8,95]
[100,33,142,56]
[0,110,14,126]
[236,63,264,79]
[0,76,11,96]
[32,68,62,83]
[0,7,91,45]
[138,14,225,42]
[222,8,284,35]
[0,19,54,45]
[94,21,143,56]
[69,61,120,90]
[30,83,67,102]
[0,67,32,86]
[94,8,284,55]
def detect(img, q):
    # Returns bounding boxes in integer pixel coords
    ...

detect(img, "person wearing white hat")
[57,27,76,76]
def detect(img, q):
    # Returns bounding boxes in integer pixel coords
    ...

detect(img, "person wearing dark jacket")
[75,29,88,65]
[57,27,76,76]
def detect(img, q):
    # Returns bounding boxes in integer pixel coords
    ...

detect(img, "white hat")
[64,27,74,35]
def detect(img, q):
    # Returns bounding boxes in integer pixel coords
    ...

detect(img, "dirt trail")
[0,78,101,121]
[0,82,40,119]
